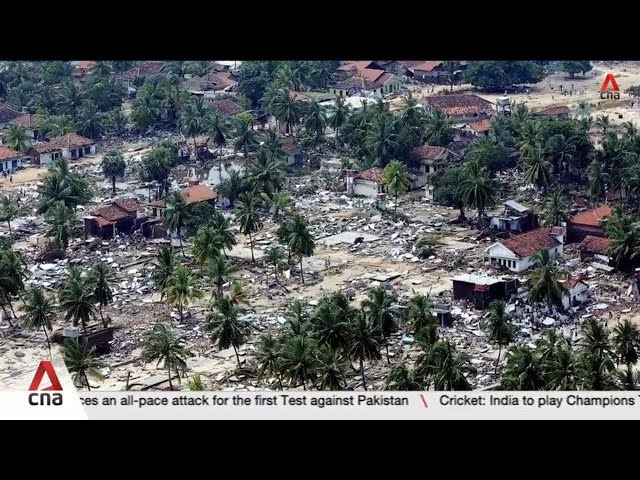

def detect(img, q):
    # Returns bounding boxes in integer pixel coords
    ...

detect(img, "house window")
[12,160,17,168]
[84,147,91,154]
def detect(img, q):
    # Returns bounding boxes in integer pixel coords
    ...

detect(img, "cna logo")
[28,361,63,406]
[600,74,620,100]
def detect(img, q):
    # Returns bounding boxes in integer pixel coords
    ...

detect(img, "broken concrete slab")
[320,231,380,246]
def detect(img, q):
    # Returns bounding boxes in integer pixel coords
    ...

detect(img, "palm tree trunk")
[495,343,502,374]
[84,373,91,391]
[384,336,390,364]
[112,176,116,194]
[39,324,51,357]
[248,231,255,262]
[193,136,198,161]
[99,304,106,328]
[168,363,173,390]
[81,317,88,336]
[7,220,11,238]
[0,304,13,327]
[233,343,240,367]
[299,255,305,284]
[394,193,398,214]
[277,373,284,390]
[360,359,367,389]
[8,300,17,322]
[178,303,183,320]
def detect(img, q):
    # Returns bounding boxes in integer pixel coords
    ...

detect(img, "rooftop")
[411,61,443,72]
[534,105,570,116]
[452,273,502,286]
[498,228,561,258]
[207,98,243,117]
[28,133,95,154]
[411,145,449,163]
[579,235,612,255]
[420,94,494,117]
[92,199,142,223]
[181,184,218,204]
[354,167,384,183]
[0,146,21,161]
[559,277,588,291]
[504,200,530,214]
[9,113,41,129]
[570,205,612,227]
[470,118,492,133]
[0,104,21,124]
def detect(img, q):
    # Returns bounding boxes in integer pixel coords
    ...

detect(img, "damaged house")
[26,133,96,165]
[567,205,612,243]
[186,71,239,100]
[346,168,385,198]
[419,93,495,126]
[410,145,459,175]
[489,200,538,234]
[149,182,218,217]
[485,227,564,273]
[84,198,144,239]
[579,235,612,263]
[0,146,24,173]
[452,273,518,309]
[558,276,590,310]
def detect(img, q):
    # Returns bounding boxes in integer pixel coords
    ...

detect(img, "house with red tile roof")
[8,113,43,139]
[187,71,239,97]
[0,146,24,173]
[558,276,590,310]
[26,133,96,165]
[579,235,612,262]
[485,227,564,273]
[148,182,218,216]
[0,103,21,128]
[533,105,571,119]
[410,145,460,174]
[346,167,386,198]
[567,205,612,243]
[331,62,401,98]
[84,198,143,239]
[411,61,447,82]
[419,93,495,125]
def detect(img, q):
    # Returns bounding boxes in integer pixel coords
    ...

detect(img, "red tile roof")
[412,61,443,72]
[570,206,612,227]
[207,98,243,117]
[76,61,95,70]
[92,198,142,222]
[534,105,570,117]
[187,72,238,92]
[0,104,21,123]
[0,146,21,161]
[354,167,384,183]
[411,145,449,163]
[470,119,492,133]
[113,198,141,213]
[32,133,95,154]
[398,60,424,69]
[499,228,561,258]
[420,94,494,117]
[559,277,587,291]
[181,184,218,204]
[117,61,166,82]
[579,235,611,255]
[338,61,375,72]
[9,113,40,129]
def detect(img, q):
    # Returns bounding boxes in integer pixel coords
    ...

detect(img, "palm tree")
[407,294,436,333]
[217,171,246,208]
[207,295,251,367]
[58,81,84,119]
[188,373,205,391]
[362,286,398,364]
[348,313,382,390]
[422,109,452,147]
[442,60,460,92]
[461,159,495,227]
[263,129,285,158]
[528,249,564,309]
[271,89,302,137]
[286,213,315,284]
[313,344,348,390]
[424,341,475,390]
[328,96,350,144]
[264,245,286,286]
[236,192,263,263]
[604,208,640,270]
[45,202,74,252]
[303,100,327,145]
[205,255,236,299]
[59,267,96,335]
[311,292,354,352]
[542,337,578,390]
[22,287,55,357]
[62,338,104,391]
[283,299,310,339]
[578,318,615,390]
[587,157,607,199]
[281,335,316,390]
[384,362,425,390]
[365,115,398,166]
[192,225,223,266]
[142,323,192,390]
[210,212,236,257]
[76,101,105,139]
[613,319,640,389]
[260,191,292,221]
[382,160,410,214]
[209,114,227,165]
[596,115,611,136]
[91,262,113,328]
[232,113,258,163]
[483,300,515,373]
[545,133,576,174]
[522,145,553,190]
[543,189,569,227]
[163,191,188,255]
[0,196,18,238]
[274,65,299,90]
[4,124,30,152]
[500,345,544,390]
[151,245,175,300]
[164,266,203,319]
[517,121,542,158]
[101,150,126,194]
[256,333,284,389]
[249,150,285,196]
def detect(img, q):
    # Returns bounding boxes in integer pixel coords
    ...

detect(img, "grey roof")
[504,200,530,214]
[452,273,502,286]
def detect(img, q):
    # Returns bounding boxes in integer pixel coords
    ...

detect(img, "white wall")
[39,152,58,165]
[353,180,380,198]
[562,283,589,310]
[0,157,21,172]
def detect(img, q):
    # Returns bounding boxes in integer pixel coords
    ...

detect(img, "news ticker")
[2,391,640,419]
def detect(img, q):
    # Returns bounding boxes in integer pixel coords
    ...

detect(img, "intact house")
[0,146,24,173]
[532,105,571,120]
[579,235,612,263]
[329,68,402,98]
[346,168,385,198]
[485,227,564,273]
[410,145,459,175]
[281,138,304,166]
[489,200,538,234]
[84,198,143,239]
[463,118,492,137]
[452,273,519,309]
[558,276,590,310]
[115,61,167,86]
[149,182,219,217]
[186,71,239,100]
[566,205,612,243]
[419,94,495,126]
[26,133,96,165]
[8,112,43,140]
